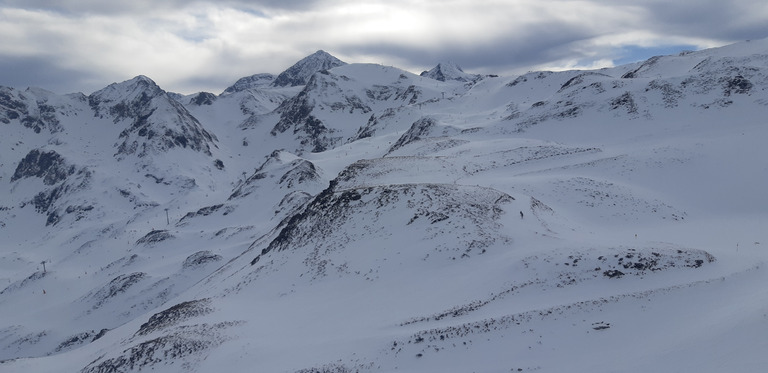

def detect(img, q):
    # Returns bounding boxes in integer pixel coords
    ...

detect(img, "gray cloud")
[0,0,766,94]
[0,0,321,14]
[648,0,768,41]
[580,0,768,42]
[338,21,599,75]
[0,55,102,94]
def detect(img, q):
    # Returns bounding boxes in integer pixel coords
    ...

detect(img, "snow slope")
[1,39,768,373]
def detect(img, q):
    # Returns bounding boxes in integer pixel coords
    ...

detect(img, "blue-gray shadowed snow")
[1,39,767,373]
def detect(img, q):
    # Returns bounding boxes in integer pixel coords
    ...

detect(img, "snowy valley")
[1,43,767,372]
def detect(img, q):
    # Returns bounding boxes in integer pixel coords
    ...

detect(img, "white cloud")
[0,0,766,94]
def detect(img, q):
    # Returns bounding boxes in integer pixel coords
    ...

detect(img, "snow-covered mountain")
[220,73,276,95]
[1,40,768,373]
[272,50,347,88]
[420,61,483,83]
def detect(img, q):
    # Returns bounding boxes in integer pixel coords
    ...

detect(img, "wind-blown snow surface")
[1,40,768,372]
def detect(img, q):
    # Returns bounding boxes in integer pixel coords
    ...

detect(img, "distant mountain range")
[1,40,767,373]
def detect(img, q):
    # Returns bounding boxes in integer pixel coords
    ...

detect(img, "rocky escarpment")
[11,149,75,185]
[11,148,93,226]
[187,92,217,106]
[0,86,66,133]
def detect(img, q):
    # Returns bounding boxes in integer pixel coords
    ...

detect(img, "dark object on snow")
[603,269,625,278]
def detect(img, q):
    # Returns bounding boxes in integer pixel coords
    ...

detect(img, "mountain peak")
[271,50,346,87]
[131,75,154,84]
[90,75,164,102]
[420,61,480,82]
[123,75,161,92]
[221,73,276,95]
[86,75,217,159]
[439,61,464,72]
[310,49,332,58]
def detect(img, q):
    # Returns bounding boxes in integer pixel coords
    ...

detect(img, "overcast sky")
[1,0,767,95]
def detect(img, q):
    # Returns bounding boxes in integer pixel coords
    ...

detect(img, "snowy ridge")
[1,41,768,372]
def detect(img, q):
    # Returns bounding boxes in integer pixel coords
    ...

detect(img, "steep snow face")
[89,76,218,159]
[2,39,768,373]
[271,50,347,87]
[420,61,481,83]
[268,63,453,154]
